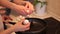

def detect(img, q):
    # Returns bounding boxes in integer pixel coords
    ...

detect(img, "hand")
[13,1,34,15]
[19,1,34,15]
[13,5,32,16]
[12,17,30,32]
[25,1,34,14]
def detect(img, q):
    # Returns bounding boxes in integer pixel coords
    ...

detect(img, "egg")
[23,20,29,25]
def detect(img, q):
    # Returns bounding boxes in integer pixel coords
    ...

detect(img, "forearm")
[0,26,15,34]
[0,0,17,9]
[13,0,25,5]
[13,0,29,5]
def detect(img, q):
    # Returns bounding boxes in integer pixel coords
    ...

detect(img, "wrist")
[8,26,15,32]
[9,3,18,10]
[2,26,16,34]
[10,25,19,32]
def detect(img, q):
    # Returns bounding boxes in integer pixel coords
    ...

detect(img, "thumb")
[25,3,29,8]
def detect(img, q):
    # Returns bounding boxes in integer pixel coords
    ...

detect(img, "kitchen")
[0,0,60,34]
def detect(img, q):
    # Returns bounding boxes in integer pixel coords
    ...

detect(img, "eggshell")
[23,20,29,24]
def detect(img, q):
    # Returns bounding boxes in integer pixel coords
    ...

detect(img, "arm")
[0,0,18,9]
[0,26,15,34]
[0,17,30,34]
[0,0,28,15]
[13,0,27,5]
[13,0,34,14]
[0,0,34,15]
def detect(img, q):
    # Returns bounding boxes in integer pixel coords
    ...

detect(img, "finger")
[22,10,28,15]
[19,10,27,15]
[20,7,29,16]
[22,8,30,15]
[29,7,34,11]
[25,27,30,31]
[25,3,29,8]
[28,4,34,11]
[25,4,27,8]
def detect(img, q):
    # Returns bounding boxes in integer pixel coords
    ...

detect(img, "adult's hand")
[13,1,34,15]
[25,1,34,13]
[12,5,30,16]
[21,1,34,15]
